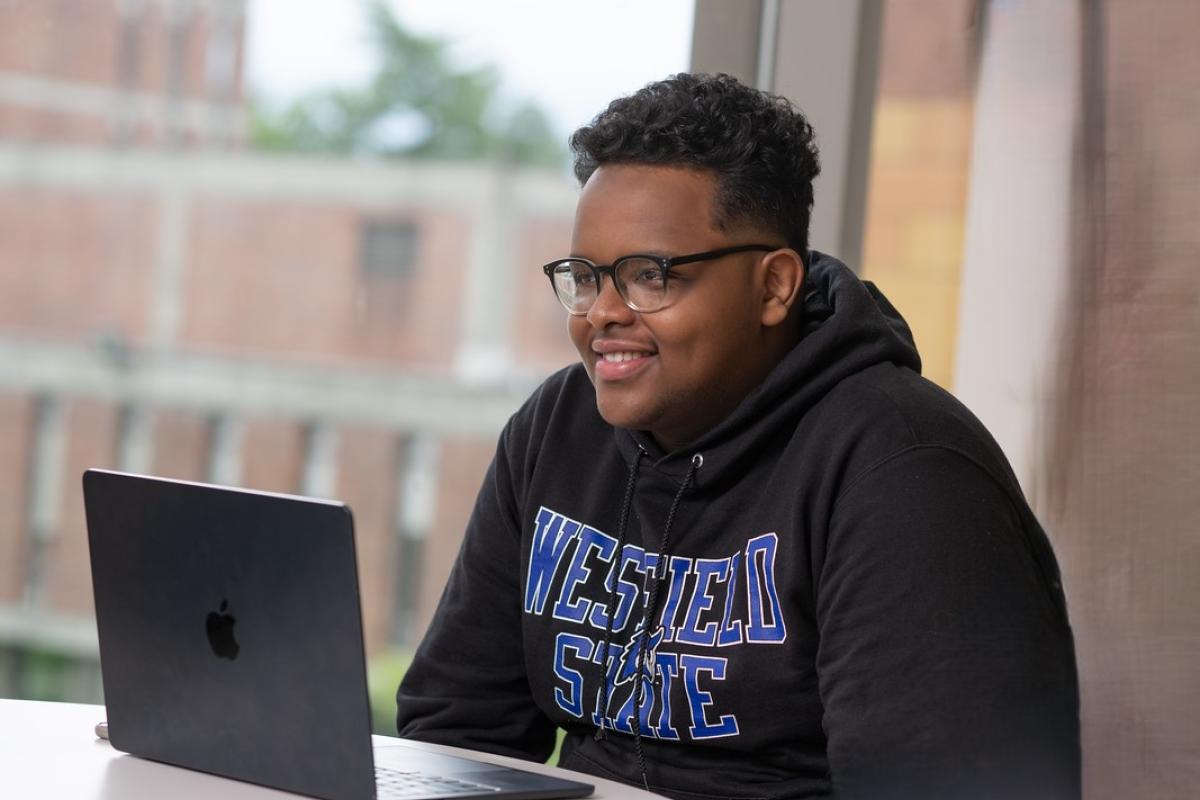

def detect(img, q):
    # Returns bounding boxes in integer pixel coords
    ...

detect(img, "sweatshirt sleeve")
[395,420,557,762]
[816,445,1080,799]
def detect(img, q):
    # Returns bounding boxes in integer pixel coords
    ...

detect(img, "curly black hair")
[570,73,821,258]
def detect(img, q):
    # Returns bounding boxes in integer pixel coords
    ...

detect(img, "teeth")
[602,351,650,363]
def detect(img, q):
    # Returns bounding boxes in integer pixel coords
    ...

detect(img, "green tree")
[249,1,565,169]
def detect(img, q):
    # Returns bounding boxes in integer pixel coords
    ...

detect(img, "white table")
[1,699,662,799]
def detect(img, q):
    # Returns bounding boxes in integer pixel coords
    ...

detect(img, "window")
[359,220,419,280]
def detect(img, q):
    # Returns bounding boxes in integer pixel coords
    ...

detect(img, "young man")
[397,74,1080,799]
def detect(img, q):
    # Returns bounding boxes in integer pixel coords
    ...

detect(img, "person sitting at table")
[396,72,1081,799]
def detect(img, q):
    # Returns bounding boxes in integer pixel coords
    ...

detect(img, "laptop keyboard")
[376,767,502,798]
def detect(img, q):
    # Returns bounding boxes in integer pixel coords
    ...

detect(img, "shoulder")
[500,363,608,474]
[506,363,597,439]
[803,363,1023,498]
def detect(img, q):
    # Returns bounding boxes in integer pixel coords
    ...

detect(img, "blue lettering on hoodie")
[657,555,692,643]
[745,533,787,643]
[553,525,616,624]
[681,654,739,738]
[717,551,743,646]
[652,651,681,740]
[532,506,786,743]
[525,508,581,615]
[587,543,645,633]
[676,558,728,647]
[553,632,593,718]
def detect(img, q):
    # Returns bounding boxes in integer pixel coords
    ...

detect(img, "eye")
[620,258,665,288]
[634,267,664,285]
[558,261,595,287]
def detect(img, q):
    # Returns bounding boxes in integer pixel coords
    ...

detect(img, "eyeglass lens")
[551,257,667,313]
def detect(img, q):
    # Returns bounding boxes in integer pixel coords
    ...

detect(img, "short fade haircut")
[570,72,821,259]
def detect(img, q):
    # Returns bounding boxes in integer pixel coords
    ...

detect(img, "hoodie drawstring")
[594,449,702,793]
[594,446,643,742]
[630,453,700,791]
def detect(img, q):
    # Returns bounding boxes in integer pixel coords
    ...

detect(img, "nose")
[585,272,635,329]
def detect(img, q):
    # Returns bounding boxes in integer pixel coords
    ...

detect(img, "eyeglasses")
[542,244,776,315]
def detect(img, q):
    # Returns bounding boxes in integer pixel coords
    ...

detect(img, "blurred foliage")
[0,646,103,704]
[249,1,566,169]
[367,647,412,736]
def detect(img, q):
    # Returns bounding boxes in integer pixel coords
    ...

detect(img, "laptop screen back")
[84,469,377,800]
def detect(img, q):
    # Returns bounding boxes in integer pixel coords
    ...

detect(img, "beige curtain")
[956,1,1200,797]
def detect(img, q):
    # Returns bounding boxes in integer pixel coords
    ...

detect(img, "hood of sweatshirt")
[614,250,922,483]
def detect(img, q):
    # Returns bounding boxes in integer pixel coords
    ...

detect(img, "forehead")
[571,165,721,255]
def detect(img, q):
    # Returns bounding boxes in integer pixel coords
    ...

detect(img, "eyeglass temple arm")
[665,244,776,268]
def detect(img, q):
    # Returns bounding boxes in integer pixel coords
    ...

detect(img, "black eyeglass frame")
[541,243,777,315]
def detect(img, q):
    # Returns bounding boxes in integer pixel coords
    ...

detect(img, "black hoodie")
[396,254,1081,799]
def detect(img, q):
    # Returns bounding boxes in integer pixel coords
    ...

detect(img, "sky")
[244,0,696,141]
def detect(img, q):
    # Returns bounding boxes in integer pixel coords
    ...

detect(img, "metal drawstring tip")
[594,728,607,742]
[642,775,651,792]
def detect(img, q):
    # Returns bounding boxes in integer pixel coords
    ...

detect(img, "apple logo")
[205,598,240,660]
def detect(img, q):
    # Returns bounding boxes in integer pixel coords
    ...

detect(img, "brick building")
[0,0,580,701]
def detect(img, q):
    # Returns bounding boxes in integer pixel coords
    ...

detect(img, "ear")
[760,249,805,327]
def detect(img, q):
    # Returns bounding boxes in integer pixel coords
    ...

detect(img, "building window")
[205,16,240,102]
[359,220,419,280]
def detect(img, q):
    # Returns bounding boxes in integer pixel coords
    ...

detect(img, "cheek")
[650,299,754,374]
[642,303,716,360]
[568,318,593,367]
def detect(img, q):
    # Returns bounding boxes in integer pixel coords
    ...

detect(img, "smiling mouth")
[601,351,654,363]
[592,348,657,381]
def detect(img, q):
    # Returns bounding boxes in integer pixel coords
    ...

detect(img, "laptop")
[83,468,594,800]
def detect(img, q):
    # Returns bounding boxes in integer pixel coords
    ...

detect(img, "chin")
[594,394,654,433]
